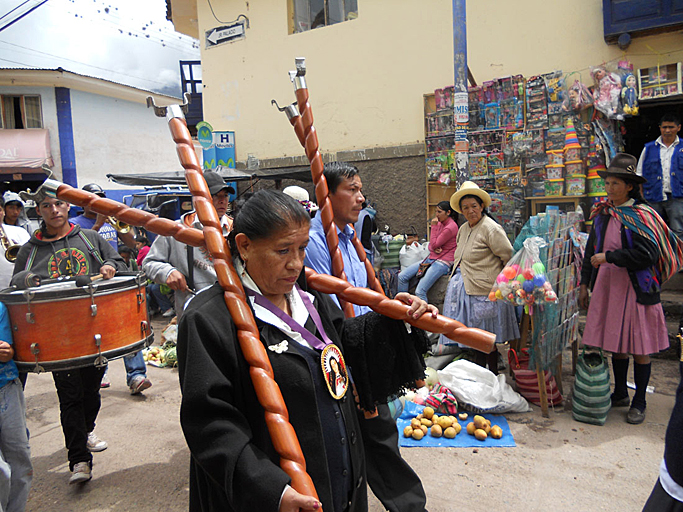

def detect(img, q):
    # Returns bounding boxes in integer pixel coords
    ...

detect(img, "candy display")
[587,175,605,195]
[545,179,564,196]
[566,175,586,196]
[488,236,558,308]
[564,160,584,176]
[545,165,564,180]
[546,150,563,166]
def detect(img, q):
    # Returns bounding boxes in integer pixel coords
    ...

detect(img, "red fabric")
[508,349,562,407]
[136,245,150,267]
[424,383,458,414]
[428,217,458,262]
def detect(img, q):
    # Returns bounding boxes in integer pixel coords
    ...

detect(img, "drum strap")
[23,245,39,271]
[78,232,105,267]
[186,245,195,290]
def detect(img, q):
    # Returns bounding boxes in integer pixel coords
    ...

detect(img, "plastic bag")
[437,360,530,414]
[399,242,429,271]
[488,236,558,308]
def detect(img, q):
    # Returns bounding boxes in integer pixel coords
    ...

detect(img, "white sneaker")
[129,375,152,395]
[87,432,108,452]
[100,371,111,389]
[69,462,92,484]
[162,308,175,318]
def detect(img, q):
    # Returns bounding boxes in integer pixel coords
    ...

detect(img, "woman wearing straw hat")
[439,181,519,373]
[580,153,674,425]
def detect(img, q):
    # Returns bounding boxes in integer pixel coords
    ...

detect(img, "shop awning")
[0,129,54,173]
[106,165,313,186]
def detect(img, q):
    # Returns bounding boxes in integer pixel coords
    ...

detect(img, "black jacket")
[664,361,683,489]
[580,210,661,305]
[177,283,368,512]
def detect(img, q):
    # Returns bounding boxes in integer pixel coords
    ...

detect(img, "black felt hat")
[597,153,646,184]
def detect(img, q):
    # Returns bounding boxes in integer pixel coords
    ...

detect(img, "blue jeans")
[397,259,452,302]
[0,379,31,512]
[149,283,173,313]
[123,351,147,386]
[650,194,683,239]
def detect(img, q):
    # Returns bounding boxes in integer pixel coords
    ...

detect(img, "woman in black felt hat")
[579,153,673,425]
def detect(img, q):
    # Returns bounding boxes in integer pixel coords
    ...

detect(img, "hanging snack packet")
[488,236,558,310]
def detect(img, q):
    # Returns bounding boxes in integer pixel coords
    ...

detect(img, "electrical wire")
[41,0,199,53]
[0,39,170,85]
[0,0,31,21]
[0,55,38,66]
[206,0,249,28]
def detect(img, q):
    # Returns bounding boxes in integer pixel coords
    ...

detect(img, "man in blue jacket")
[637,114,683,238]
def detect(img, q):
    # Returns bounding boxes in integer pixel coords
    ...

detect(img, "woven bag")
[508,348,563,407]
[572,349,611,426]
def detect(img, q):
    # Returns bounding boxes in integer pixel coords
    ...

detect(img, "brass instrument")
[0,225,21,262]
[107,216,131,234]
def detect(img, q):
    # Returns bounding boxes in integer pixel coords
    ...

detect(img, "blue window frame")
[603,0,683,41]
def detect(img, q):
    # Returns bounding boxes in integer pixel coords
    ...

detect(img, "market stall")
[423,60,682,238]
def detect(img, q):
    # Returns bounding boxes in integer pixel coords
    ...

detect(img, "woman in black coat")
[177,190,435,512]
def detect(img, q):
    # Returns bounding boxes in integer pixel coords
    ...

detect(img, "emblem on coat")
[320,344,348,400]
[268,340,289,354]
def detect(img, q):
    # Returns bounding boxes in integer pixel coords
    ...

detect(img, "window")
[290,0,358,33]
[0,95,43,129]
[603,0,683,42]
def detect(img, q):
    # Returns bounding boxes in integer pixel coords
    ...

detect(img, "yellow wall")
[192,0,683,162]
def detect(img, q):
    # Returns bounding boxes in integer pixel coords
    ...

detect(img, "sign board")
[206,22,245,49]
[202,131,236,170]
[197,121,214,150]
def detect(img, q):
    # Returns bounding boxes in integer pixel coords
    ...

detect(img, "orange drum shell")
[7,282,152,372]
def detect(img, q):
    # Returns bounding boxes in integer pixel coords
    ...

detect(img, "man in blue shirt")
[0,302,32,510]
[305,162,427,512]
[70,183,151,395]
[636,114,683,238]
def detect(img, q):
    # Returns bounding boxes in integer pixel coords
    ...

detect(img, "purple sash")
[244,285,333,351]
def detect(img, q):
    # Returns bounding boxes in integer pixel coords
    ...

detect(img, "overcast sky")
[0,0,200,97]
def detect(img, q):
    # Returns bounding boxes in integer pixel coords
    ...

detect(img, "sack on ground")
[572,349,611,425]
[437,359,530,414]
[508,348,563,407]
[400,242,429,271]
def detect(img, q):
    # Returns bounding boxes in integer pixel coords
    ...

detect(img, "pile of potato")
[403,406,461,441]
[402,407,503,442]
[465,414,503,441]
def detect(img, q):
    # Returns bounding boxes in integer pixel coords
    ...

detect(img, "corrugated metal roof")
[0,67,182,101]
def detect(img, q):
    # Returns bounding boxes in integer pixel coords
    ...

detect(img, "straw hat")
[596,153,646,184]
[450,181,492,214]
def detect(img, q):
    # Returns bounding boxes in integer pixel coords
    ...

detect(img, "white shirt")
[0,224,30,289]
[237,260,315,350]
[637,135,680,199]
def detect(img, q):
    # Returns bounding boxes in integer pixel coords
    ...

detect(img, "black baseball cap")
[204,171,236,196]
[82,183,106,197]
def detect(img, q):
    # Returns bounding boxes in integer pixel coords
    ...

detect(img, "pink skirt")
[582,217,669,355]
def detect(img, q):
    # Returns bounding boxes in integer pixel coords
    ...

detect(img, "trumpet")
[0,224,21,262]
[107,216,131,234]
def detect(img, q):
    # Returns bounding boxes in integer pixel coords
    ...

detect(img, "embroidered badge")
[268,340,289,354]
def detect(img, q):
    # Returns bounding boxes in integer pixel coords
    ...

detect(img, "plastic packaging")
[488,236,559,308]
[545,165,564,180]
[545,179,564,196]
[566,175,586,196]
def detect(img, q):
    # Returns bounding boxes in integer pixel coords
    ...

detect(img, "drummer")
[11,194,127,485]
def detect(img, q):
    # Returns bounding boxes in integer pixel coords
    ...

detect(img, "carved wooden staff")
[291,59,383,295]
[146,98,321,502]
[29,177,498,354]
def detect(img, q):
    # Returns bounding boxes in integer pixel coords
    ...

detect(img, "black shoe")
[627,407,646,424]
[611,393,630,407]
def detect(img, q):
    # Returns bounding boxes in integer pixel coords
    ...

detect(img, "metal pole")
[452,0,469,185]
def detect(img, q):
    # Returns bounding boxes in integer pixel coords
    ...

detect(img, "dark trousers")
[358,403,427,512]
[643,478,683,512]
[52,366,105,470]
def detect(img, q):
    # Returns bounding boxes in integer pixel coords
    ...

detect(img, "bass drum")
[0,273,153,372]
